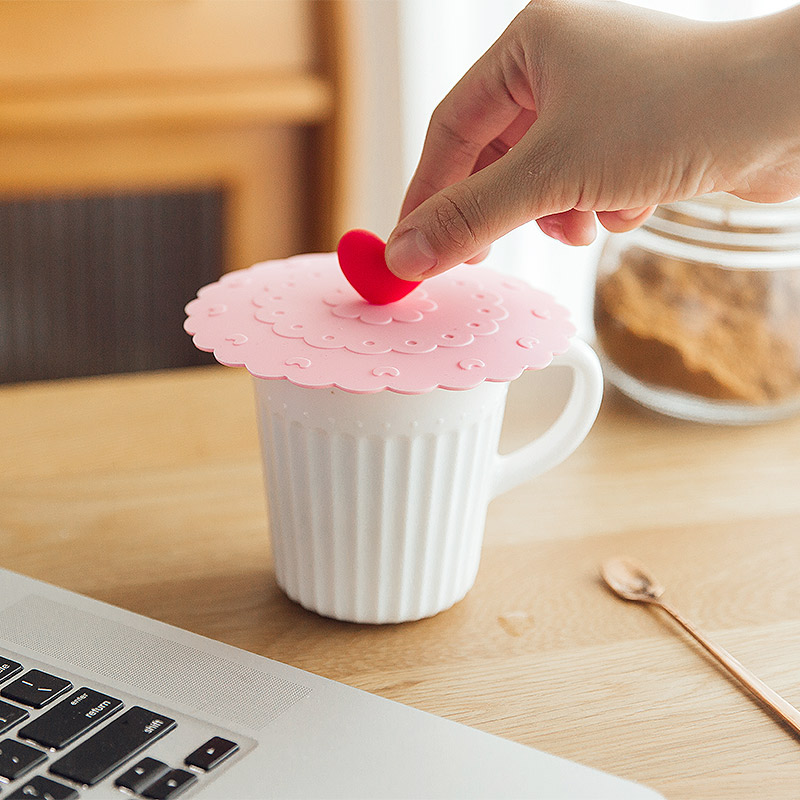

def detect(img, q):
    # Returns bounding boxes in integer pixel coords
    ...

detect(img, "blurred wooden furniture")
[0,0,348,265]
[0,0,354,381]
[4,364,800,799]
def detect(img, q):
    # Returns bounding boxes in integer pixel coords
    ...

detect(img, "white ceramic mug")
[252,338,602,624]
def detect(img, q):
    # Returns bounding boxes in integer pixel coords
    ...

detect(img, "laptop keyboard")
[0,654,243,798]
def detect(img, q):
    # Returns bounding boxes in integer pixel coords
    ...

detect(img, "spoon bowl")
[600,556,665,603]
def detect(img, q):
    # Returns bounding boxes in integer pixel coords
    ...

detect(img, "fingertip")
[537,210,597,246]
[597,206,657,233]
[537,216,570,245]
[385,226,439,280]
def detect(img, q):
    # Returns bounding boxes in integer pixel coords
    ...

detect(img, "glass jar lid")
[637,193,800,268]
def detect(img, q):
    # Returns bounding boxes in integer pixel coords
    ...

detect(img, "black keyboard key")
[1,670,72,709]
[50,706,176,786]
[142,768,197,799]
[0,658,23,685]
[0,738,47,781]
[185,736,239,771]
[7,775,79,800]
[0,700,29,735]
[115,757,170,794]
[19,688,122,750]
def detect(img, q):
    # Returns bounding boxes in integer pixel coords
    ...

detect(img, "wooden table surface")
[3,364,800,800]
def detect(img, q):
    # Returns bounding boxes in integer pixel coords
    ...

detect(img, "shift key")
[50,706,176,786]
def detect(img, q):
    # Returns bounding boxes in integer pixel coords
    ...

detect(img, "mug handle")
[490,338,603,498]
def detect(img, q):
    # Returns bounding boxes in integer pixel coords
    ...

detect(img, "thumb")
[385,127,569,280]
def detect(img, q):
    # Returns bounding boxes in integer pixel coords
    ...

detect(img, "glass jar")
[593,193,800,424]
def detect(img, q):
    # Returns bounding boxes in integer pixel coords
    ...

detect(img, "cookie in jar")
[593,193,800,424]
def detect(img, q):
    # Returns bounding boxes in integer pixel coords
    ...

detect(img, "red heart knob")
[337,229,421,305]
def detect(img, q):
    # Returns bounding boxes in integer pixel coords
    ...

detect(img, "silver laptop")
[0,567,662,799]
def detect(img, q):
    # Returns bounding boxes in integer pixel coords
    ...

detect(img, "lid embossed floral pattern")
[184,253,576,394]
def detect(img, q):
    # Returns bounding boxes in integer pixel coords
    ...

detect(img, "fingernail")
[386,227,438,279]
[538,218,569,245]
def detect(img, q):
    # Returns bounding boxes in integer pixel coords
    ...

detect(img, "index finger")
[399,39,536,220]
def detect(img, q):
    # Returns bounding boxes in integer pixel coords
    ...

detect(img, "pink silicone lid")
[184,253,576,394]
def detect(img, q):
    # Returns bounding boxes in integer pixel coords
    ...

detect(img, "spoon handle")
[657,600,800,736]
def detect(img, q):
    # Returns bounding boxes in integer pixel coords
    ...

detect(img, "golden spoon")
[600,555,800,737]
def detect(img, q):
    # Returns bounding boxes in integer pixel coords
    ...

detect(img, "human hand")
[385,0,800,280]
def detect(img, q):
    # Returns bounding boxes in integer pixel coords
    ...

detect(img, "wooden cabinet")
[0,0,351,381]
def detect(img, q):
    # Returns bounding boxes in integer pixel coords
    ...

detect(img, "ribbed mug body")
[253,377,509,623]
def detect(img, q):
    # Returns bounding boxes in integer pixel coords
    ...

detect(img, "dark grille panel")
[0,190,223,383]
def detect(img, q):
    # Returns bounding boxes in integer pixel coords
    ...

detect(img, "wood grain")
[0,1,315,85]
[3,365,800,800]
[0,0,344,272]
